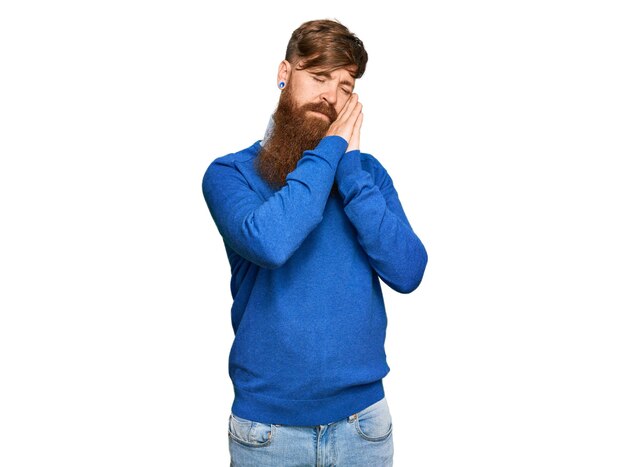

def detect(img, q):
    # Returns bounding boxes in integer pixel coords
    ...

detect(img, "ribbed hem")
[231,380,385,426]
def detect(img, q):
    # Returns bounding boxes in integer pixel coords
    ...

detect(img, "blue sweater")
[202,135,427,425]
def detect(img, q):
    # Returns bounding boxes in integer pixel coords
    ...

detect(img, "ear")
[277,60,292,87]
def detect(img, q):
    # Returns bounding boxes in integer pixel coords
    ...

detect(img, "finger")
[346,111,363,152]
[344,101,362,127]
[355,108,363,124]
[336,93,359,122]
[351,113,363,142]
[354,112,363,133]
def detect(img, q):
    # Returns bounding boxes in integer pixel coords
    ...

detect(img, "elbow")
[228,239,290,270]
[393,273,424,294]
[392,246,428,294]
[258,253,287,270]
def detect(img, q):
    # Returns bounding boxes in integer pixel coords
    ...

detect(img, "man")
[202,19,427,466]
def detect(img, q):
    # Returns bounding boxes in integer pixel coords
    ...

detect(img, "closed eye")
[313,76,325,83]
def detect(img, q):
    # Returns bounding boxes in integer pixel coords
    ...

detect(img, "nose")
[320,84,338,108]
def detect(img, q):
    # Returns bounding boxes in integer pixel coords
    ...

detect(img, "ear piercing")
[278,81,285,89]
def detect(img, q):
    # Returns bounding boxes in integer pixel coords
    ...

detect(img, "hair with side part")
[285,19,368,79]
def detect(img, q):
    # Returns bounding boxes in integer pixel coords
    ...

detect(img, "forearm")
[335,151,428,292]
[204,136,348,269]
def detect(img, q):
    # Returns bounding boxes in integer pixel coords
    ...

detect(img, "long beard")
[255,86,339,195]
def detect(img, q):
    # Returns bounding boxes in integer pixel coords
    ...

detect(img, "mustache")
[298,101,338,122]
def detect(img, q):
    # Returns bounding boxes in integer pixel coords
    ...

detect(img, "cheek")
[294,88,317,106]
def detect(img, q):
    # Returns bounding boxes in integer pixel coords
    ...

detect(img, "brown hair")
[285,19,368,79]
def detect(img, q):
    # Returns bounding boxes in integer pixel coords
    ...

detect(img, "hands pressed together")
[325,94,363,153]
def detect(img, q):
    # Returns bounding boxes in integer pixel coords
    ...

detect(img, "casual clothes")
[202,135,427,426]
[228,397,394,466]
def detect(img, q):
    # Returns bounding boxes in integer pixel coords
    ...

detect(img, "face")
[255,60,357,191]
[277,60,356,122]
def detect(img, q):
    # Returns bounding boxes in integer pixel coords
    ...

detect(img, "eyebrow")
[311,71,355,90]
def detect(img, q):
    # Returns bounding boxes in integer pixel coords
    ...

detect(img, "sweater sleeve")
[202,136,348,270]
[335,150,428,293]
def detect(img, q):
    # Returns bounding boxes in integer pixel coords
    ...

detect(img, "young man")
[202,19,427,466]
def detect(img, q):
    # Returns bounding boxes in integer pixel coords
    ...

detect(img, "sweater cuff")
[312,135,349,167]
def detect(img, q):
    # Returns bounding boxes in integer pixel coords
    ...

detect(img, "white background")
[1,0,625,465]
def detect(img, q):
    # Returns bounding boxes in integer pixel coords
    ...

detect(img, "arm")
[203,94,363,270]
[203,136,347,269]
[335,150,428,293]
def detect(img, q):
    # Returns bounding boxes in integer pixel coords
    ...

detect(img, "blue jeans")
[228,397,393,466]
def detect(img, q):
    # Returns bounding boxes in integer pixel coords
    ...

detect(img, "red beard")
[255,85,339,195]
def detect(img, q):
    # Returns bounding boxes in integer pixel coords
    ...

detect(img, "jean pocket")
[354,398,393,442]
[228,413,275,448]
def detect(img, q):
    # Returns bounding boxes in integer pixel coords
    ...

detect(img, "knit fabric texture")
[202,135,427,425]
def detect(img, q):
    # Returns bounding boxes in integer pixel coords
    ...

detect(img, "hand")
[325,94,362,144]
[346,112,363,153]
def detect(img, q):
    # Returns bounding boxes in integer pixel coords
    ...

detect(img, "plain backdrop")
[1,1,625,466]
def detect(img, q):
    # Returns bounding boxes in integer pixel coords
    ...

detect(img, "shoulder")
[206,141,260,171]
[202,141,261,185]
